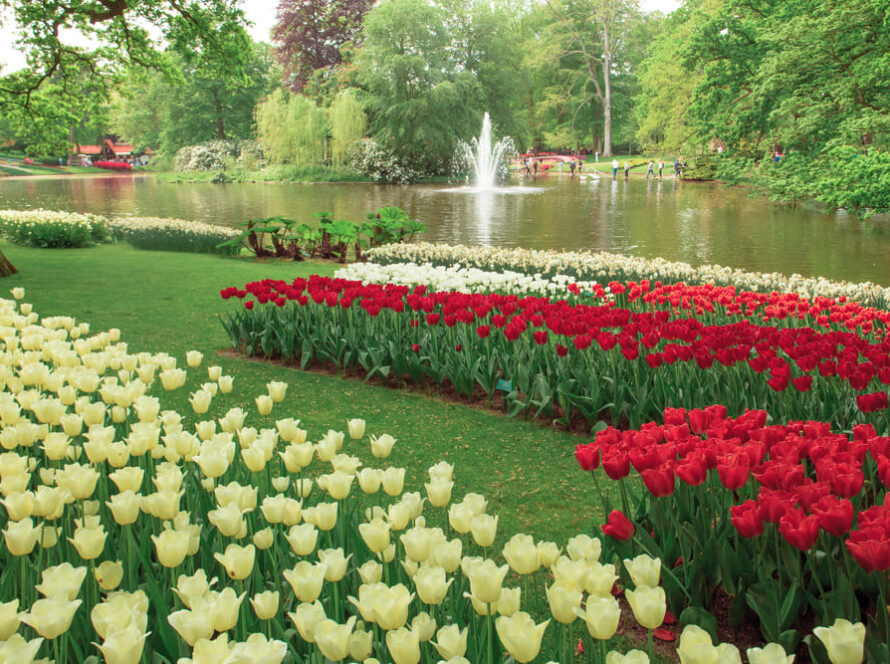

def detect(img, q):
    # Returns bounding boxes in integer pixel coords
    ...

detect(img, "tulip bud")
[495,611,549,663]
[214,543,255,580]
[746,643,795,664]
[370,433,396,458]
[382,467,406,496]
[466,559,508,605]
[348,623,374,660]
[626,585,666,630]
[218,375,234,393]
[387,626,420,664]
[186,350,203,367]
[208,365,222,381]
[283,561,327,603]
[151,529,189,568]
[255,394,273,415]
[288,601,326,643]
[624,554,661,588]
[93,560,124,591]
[266,380,288,402]
[575,594,621,639]
[318,548,352,582]
[546,583,582,624]
[471,513,498,548]
[425,477,453,507]
[432,624,468,660]
[813,619,866,664]
[314,616,357,661]
[250,591,280,621]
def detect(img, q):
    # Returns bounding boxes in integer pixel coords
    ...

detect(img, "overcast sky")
[0,0,682,74]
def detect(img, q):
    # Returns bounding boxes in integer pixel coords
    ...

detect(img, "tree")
[273,0,372,93]
[112,38,275,156]
[357,0,526,174]
[328,89,367,166]
[255,89,328,165]
[544,0,641,156]
[0,0,251,277]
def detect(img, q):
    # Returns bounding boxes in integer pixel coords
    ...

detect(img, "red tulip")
[601,510,635,540]
[731,500,764,538]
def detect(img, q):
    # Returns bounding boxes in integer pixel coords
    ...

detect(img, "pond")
[2,173,890,286]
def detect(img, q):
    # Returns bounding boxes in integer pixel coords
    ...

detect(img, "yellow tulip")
[318,548,352,582]
[347,418,365,439]
[414,565,453,605]
[551,556,589,591]
[311,501,338,531]
[56,462,100,500]
[228,633,287,663]
[250,591,279,620]
[567,534,602,562]
[90,590,149,639]
[546,583,582,624]
[3,516,39,555]
[109,467,144,493]
[275,417,303,443]
[314,616,357,661]
[321,471,354,500]
[370,433,396,458]
[189,389,212,414]
[348,623,374,660]
[151,529,190,568]
[36,562,87,600]
[746,643,795,664]
[0,599,22,640]
[387,627,420,664]
[495,611,549,663]
[167,607,214,646]
[173,570,214,609]
[369,584,414,630]
[208,502,248,538]
[209,587,246,632]
[813,619,866,664]
[207,365,223,381]
[97,623,149,664]
[430,538,462,573]
[502,533,540,575]
[358,560,383,584]
[586,561,619,597]
[537,540,561,567]
[214,544,255,580]
[218,375,234,393]
[266,380,288,402]
[255,394,273,415]
[288,601,327,643]
[425,477,453,507]
[575,594,621,640]
[186,350,203,367]
[447,503,474,534]
[626,585,666,630]
[94,560,124,591]
[432,624,468,660]
[279,443,314,473]
[0,633,42,663]
[466,559,508,605]
[357,467,382,494]
[253,527,275,550]
[42,432,71,461]
[470,513,498,548]
[283,561,327,603]
[411,611,437,641]
[624,554,662,589]
[285,523,318,556]
[21,597,81,639]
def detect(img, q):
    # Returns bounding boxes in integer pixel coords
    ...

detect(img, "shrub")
[174,140,265,172]
[0,209,109,248]
[349,139,422,184]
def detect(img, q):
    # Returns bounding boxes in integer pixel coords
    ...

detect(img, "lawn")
[4,242,616,542]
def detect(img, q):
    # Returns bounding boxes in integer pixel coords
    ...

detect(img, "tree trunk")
[602,30,613,157]
[0,250,17,277]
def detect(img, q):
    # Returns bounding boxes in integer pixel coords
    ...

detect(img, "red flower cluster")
[576,406,890,568]
[222,276,890,404]
[626,279,889,336]
[94,161,133,171]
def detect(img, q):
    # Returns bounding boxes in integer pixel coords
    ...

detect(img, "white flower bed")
[334,261,608,297]
[0,209,109,247]
[108,216,240,254]
[366,242,890,307]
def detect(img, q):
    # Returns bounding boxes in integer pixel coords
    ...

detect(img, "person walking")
[612,159,618,179]
[658,160,664,180]
[569,160,576,177]
[673,158,680,177]
[623,161,629,179]
[646,160,654,179]
[532,159,538,175]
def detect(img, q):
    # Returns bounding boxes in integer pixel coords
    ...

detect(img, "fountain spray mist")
[456,112,515,189]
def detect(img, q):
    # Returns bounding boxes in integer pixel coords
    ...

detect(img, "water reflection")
[1,175,889,286]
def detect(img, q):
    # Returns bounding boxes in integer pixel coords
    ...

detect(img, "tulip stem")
[647,628,654,662]
[487,604,494,664]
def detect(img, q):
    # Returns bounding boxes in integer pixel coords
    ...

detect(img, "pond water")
[2,173,890,286]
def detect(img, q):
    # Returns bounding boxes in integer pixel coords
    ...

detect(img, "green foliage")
[221,206,426,261]
[357,0,525,174]
[328,89,368,167]
[111,39,276,155]
[255,89,329,166]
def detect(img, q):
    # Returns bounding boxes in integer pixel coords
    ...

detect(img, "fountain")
[456,112,515,189]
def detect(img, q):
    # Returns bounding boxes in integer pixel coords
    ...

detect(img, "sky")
[0,0,682,74]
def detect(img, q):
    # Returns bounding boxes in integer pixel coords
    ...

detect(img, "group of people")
[610,157,687,180]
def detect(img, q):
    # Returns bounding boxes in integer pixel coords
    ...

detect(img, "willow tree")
[256,89,328,165]
[0,0,250,277]
[328,89,367,166]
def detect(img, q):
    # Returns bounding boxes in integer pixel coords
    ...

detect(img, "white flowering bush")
[367,242,890,308]
[109,217,241,255]
[334,261,609,299]
[0,209,110,248]
[174,141,265,173]
[349,139,422,184]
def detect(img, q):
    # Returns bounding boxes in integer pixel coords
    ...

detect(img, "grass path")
[6,243,620,542]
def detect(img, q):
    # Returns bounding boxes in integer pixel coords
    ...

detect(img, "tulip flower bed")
[576,405,890,662]
[0,209,110,249]
[4,289,864,664]
[108,216,241,255]
[366,243,890,309]
[94,161,133,171]
[220,275,890,431]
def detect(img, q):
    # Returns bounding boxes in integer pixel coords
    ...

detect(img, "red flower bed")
[94,161,133,171]
[576,406,890,654]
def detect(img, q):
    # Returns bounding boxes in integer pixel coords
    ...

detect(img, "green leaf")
[679,606,718,643]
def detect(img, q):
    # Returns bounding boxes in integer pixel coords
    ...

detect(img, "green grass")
[156,164,373,184]
[4,242,618,543]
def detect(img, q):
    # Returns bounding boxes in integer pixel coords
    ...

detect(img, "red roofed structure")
[71,137,152,165]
